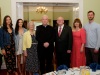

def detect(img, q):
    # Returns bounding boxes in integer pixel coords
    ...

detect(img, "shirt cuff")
[95,47,99,50]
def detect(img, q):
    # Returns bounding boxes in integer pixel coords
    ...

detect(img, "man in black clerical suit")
[55,17,73,68]
[36,15,55,74]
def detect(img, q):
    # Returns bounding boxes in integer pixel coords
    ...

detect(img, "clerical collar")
[43,25,48,27]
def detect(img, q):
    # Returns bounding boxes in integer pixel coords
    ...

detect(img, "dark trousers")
[56,52,71,68]
[38,49,54,74]
[85,47,99,66]
[98,48,100,64]
[0,54,3,70]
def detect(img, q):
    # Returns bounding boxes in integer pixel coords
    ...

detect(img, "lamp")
[36,6,48,14]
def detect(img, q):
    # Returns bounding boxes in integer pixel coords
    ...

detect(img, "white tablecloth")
[44,70,100,75]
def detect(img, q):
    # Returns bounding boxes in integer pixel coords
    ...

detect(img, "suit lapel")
[56,25,66,38]
[56,26,59,37]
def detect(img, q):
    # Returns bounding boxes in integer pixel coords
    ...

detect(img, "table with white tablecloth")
[44,70,100,75]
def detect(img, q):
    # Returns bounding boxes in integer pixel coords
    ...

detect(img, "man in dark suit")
[55,17,73,68]
[36,15,55,74]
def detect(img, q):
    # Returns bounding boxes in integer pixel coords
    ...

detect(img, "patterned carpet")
[0,69,26,75]
[0,64,56,75]
[0,69,7,75]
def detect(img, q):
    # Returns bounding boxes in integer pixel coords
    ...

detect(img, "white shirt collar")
[58,24,64,32]
[58,24,64,29]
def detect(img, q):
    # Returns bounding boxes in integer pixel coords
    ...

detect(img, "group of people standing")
[0,10,100,75]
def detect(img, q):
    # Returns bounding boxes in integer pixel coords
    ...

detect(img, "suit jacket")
[55,25,73,53]
[36,25,55,53]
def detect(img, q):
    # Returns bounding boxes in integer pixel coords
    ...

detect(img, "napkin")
[96,64,100,70]
[56,64,68,71]
[89,63,98,71]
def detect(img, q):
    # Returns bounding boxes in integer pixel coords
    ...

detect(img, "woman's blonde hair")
[27,21,35,30]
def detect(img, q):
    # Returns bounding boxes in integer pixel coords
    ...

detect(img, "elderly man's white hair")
[42,15,49,19]
[57,16,64,20]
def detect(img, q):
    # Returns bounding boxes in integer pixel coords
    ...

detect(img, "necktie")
[58,26,62,37]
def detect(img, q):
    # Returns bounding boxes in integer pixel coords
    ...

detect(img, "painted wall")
[0,0,11,25]
[0,0,100,69]
[24,11,73,26]
[0,0,11,69]
[0,0,100,25]
[53,11,73,27]
[83,0,100,25]
[53,12,70,20]
[23,6,73,26]
[0,8,1,25]
[29,11,53,25]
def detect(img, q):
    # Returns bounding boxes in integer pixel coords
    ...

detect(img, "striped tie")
[58,26,62,37]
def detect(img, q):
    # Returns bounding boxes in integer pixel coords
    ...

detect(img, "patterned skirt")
[26,44,39,72]
[4,44,16,73]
